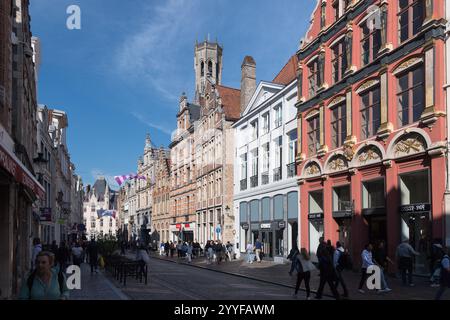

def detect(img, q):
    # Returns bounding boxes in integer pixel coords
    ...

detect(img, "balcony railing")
[261,171,269,185]
[287,162,297,178]
[240,179,247,191]
[250,175,258,188]
[273,167,281,182]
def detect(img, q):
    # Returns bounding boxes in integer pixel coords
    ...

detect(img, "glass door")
[402,212,431,275]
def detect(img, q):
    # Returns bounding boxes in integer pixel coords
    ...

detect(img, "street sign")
[260,223,271,229]
[242,223,249,230]
[399,203,431,213]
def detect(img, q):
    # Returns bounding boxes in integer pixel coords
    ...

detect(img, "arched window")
[201,61,204,76]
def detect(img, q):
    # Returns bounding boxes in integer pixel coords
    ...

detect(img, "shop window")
[398,0,424,43]
[240,202,247,223]
[332,185,351,211]
[287,192,298,219]
[332,39,347,83]
[362,179,385,209]
[262,197,270,221]
[397,64,424,127]
[309,191,324,213]
[360,86,381,139]
[331,102,347,148]
[399,170,429,205]
[273,195,284,220]
[250,199,259,222]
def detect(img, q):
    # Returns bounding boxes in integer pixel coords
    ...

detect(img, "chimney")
[240,56,256,115]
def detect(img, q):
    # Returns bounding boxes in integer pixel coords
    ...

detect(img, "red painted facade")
[295,0,447,274]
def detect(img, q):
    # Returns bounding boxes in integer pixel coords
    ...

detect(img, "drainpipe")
[445,2,450,246]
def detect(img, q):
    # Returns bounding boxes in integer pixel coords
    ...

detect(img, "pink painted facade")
[295,0,447,274]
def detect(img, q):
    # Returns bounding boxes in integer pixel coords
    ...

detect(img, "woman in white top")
[293,248,316,299]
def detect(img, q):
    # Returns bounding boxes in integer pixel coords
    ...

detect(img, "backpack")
[27,269,65,298]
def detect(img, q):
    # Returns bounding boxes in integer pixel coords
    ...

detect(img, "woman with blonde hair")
[293,248,316,299]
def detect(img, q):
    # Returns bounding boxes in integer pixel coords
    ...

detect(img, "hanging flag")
[114,173,147,186]
[97,208,117,219]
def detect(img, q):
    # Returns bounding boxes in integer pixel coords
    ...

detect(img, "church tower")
[194,38,223,103]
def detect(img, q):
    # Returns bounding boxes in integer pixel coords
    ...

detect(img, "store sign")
[260,223,271,229]
[39,207,52,222]
[0,137,45,199]
[278,221,286,229]
[308,213,324,220]
[399,203,431,213]
[242,223,249,230]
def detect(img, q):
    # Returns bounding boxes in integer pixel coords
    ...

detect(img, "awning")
[0,134,45,200]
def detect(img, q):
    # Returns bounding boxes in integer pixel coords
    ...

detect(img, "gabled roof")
[216,85,241,121]
[241,81,285,117]
[273,55,298,85]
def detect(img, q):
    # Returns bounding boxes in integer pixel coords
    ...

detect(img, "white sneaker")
[358,289,365,294]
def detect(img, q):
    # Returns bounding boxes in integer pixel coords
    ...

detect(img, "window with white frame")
[262,143,270,173]
[274,105,282,128]
[262,112,270,134]
[250,119,258,140]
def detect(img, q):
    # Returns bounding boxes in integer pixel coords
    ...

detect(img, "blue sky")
[29,0,316,189]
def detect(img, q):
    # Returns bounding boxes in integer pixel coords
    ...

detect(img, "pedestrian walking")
[19,251,69,300]
[170,241,175,257]
[333,241,349,298]
[186,242,193,263]
[71,242,83,266]
[160,242,165,256]
[87,239,99,274]
[293,248,316,300]
[316,237,326,263]
[396,239,420,286]
[246,243,254,264]
[435,247,450,300]
[315,245,340,300]
[164,241,170,257]
[430,242,444,287]
[226,242,233,261]
[31,238,42,271]
[56,241,69,272]
[255,238,263,263]
[287,245,299,276]
[373,240,393,293]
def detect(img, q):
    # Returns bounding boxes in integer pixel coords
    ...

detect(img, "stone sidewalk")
[146,251,449,300]
[69,263,129,300]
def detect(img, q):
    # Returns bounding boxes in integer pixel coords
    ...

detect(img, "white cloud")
[114,0,202,102]
[130,112,174,136]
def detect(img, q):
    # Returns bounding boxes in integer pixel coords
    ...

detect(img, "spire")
[145,133,152,150]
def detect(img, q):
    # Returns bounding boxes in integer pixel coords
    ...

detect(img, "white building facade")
[233,77,299,261]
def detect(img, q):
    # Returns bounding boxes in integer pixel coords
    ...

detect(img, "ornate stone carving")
[305,163,321,176]
[394,133,426,157]
[328,156,348,172]
[328,95,346,108]
[393,57,423,75]
[357,146,381,165]
[356,79,380,94]
[343,143,355,161]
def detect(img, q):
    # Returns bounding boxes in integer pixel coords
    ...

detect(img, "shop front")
[399,170,431,275]
[308,190,324,262]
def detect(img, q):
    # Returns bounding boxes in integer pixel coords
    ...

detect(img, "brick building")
[295,0,447,275]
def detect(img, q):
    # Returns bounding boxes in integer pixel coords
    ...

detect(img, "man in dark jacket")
[87,239,99,274]
[315,249,340,300]
[56,241,69,272]
[288,245,300,276]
